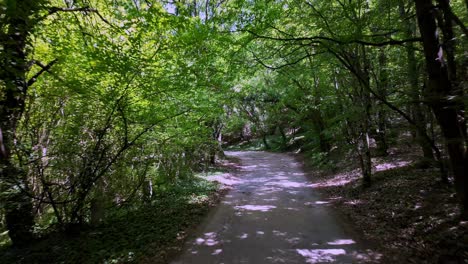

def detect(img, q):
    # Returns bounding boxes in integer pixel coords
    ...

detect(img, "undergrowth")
[226,135,288,152]
[0,178,220,264]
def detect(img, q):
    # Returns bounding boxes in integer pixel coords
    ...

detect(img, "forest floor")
[0,162,238,264]
[305,147,468,263]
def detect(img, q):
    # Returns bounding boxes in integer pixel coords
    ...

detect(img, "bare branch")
[41,6,114,27]
[245,29,422,47]
[27,59,58,87]
[448,9,468,37]
[251,50,317,70]
[48,6,96,15]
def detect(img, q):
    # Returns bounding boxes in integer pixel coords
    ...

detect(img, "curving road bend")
[171,151,380,264]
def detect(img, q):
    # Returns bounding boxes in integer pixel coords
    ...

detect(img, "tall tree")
[414,0,468,217]
[0,0,45,246]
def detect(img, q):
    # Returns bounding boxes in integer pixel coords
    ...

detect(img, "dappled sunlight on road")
[172,151,382,263]
[266,180,307,188]
[235,204,277,212]
[212,248,223,255]
[327,239,355,245]
[241,165,260,171]
[296,248,346,263]
[195,232,220,247]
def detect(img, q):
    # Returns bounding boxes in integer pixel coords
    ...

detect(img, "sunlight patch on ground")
[206,174,242,186]
[267,180,307,188]
[327,239,355,245]
[286,237,301,244]
[211,249,222,255]
[238,233,248,239]
[195,232,219,246]
[188,194,210,204]
[235,205,276,212]
[296,249,346,263]
[315,201,330,205]
[352,250,383,262]
[309,170,360,188]
[374,160,411,172]
[304,201,330,207]
[273,230,287,237]
[344,200,362,205]
[242,165,259,171]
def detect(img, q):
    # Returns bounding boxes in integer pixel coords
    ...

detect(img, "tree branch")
[27,59,58,87]
[245,29,422,47]
[41,6,113,27]
[251,50,317,70]
[448,8,468,37]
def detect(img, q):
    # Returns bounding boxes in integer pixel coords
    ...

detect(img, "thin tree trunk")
[360,88,372,187]
[399,0,436,162]
[360,47,373,187]
[375,48,389,156]
[359,131,372,187]
[262,133,270,150]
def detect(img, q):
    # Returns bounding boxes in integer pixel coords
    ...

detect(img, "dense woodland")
[0,0,467,262]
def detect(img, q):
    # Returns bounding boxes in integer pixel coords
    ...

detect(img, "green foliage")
[0,177,218,264]
[1,0,240,244]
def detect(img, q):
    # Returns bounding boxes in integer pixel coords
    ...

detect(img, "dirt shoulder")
[302,151,468,263]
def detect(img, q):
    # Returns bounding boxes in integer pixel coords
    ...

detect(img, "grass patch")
[0,178,221,264]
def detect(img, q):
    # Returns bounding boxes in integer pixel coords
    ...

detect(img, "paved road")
[172,151,379,264]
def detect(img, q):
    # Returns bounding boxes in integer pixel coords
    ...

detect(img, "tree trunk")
[414,0,468,217]
[310,109,331,153]
[375,48,389,156]
[142,179,153,203]
[360,46,373,187]
[399,0,436,162]
[358,124,372,187]
[0,0,39,246]
[262,133,270,149]
[359,88,372,187]
[210,121,224,164]
[278,125,288,148]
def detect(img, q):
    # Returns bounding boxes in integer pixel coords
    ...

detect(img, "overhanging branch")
[27,59,58,87]
[245,29,422,47]
[41,6,113,27]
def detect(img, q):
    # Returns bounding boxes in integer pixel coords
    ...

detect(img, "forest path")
[171,151,378,264]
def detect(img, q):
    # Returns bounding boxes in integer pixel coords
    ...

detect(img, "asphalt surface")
[172,151,379,264]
